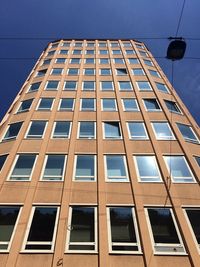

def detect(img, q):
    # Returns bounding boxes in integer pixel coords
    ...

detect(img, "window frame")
[151,122,176,140]
[80,98,96,111]
[143,98,162,112]
[136,81,152,91]
[25,120,48,139]
[101,98,117,112]
[36,98,55,111]
[51,121,72,139]
[17,99,33,113]
[2,121,23,141]
[82,81,96,91]
[63,81,77,91]
[58,98,75,111]
[78,121,96,139]
[121,98,140,112]
[177,123,200,144]
[73,154,96,182]
[103,121,122,139]
[164,100,182,114]
[118,81,133,91]
[45,80,60,91]
[50,68,63,76]
[100,81,114,91]
[127,122,149,140]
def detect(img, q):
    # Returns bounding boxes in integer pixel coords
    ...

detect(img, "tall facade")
[0,39,200,267]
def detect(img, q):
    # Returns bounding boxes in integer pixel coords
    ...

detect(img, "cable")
[175,0,186,37]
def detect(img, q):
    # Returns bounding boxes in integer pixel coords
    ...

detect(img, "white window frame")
[113,58,125,64]
[83,68,95,75]
[115,68,128,76]
[84,58,95,64]
[132,68,145,76]
[101,99,117,112]
[77,121,96,139]
[165,100,182,114]
[63,81,77,91]
[82,81,96,91]
[107,206,141,254]
[59,49,68,55]
[55,58,66,64]
[149,69,161,78]
[143,98,162,112]
[73,155,96,182]
[27,82,41,93]
[151,122,176,140]
[127,122,149,140]
[177,123,200,144]
[103,121,122,139]
[16,99,33,113]
[66,206,98,253]
[136,81,152,91]
[36,98,55,111]
[44,81,60,91]
[99,68,111,76]
[50,68,63,76]
[51,121,72,139]
[80,98,96,111]
[25,121,48,139]
[99,58,110,64]
[72,49,82,55]
[121,98,139,112]
[21,206,60,253]
[145,207,186,255]
[100,81,114,91]
[67,68,79,75]
[118,81,133,91]
[104,155,129,182]
[133,155,162,182]
[143,59,154,66]
[1,121,23,142]
[58,98,75,111]
[70,58,81,64]
[128,58,139,65]
[155,82,169,94]
[112,50,121,55]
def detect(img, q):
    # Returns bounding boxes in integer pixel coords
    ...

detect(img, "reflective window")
[152,122,175,140]
[78,122,95,139]
[74,155,96,181]
[70,58,81,64]
[164,100,182,114]
[73,49,82,55]
[155,82,169,93]
[110,42,119,47]
[122,99,139,111]
[112,50,121,55]
[84,68,95,75]
[132,68,145,76]
[37,98,54,110]
[118,81,132,91]
[104,122,122,139]
[43,59,51,65]
[64,81,77,91]
[17,99,33,113]
[55,58,66,64]
[99,58,109,64]
[59,98,74,111]
[59,49,68,55]
[113,58,124,64]
[82,81,95,91]
[149,69,160,78]
[99,42,107,47]
[126,50,135,55]
[81,98,95,111]
[28,82,41,92]
[137,81,152,91]
[51,68,63,75]
[67,68,79,75]
[105,155,129,182]
[101,81,114,91]
[143,59,153,66]
[128,58,139,64]
[100,68,111,75]
[143,99,161,111]
[26,121,47,139]
[2,122,23,141]
[47,50,55,56]
[85,50,94,55]
[74,42,82,47]
[45,80,59,91]
[102,99,117,111]
[127,122,148,140]
[52,121,71,138]
[85,58,95,64]
[177,123,199,143]
[41,155,66,181]
[194,156,200,167]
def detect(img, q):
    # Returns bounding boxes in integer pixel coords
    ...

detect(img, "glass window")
[132,68,145,76]
[82,81,95,91]
[164,100,182,114]
[47,50,55,56]
[128,58,139,64]
[87,42,95,47]
[194,156,200,167]
[122,99,139,111]
[78,122,95,139]
[28,82,41,92]
[84,68,95,75]
[143,99,161,111]
[107,207,141,253]
[37,98,54,111]
[164,156,195,183]
[62,42,70,47]
[9,154,37,181]
[137,81,152,91]
[152,122,175,140]
[127,122,148,140]
[99,42,107,47]
[112,50,121,55]
[51,68,63,75]
[55,58,66,64]
[45,81,59,91]
[23,206,59,251]
[177,123,199,143]
[17,99,33,113]
[0,206,21,251]
[64,81,77,91]
[67,206,97,252]
[134,155,161,182]
[113,58,124,64]
[43,59,51,65]
[105,155,129,182]
[2,122,23,141]
[123,42,131,47]
[101,81,114,91]
[0,154,7,171]
[36,69,47,77]
[59,98,74,111]
[73,49,82,55]
[116,68,128,75]
[85,58,95,64]
[104,122,122,139]
[74,155,96,181]
[126,50,135,55]
[81,99,95,111]
[110,42,119,47]
[146,208,185,253]
[86,50,94,55]
[139,51,148,57]
[149,69,160,78]
[144,59,153,66]
[67,68,79,75]
[119,81,132,91]
[41,155,66,181]
[70,58,81,64]
[26,121,47,139]
[99,58,109,64]
[52,121,71,138]
[155,82,169,93]
[74,42,82,47]
[102,99,117,111]
[100,68,111,75]
[59,49,68,55]
[184,209,200,247]
[136,44,144,49]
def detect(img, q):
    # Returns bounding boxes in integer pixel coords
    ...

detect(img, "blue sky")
[0,0,200,125]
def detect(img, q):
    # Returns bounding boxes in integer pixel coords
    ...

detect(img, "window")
[87,42,95,47]
[136,44,144,49]
[126,50,135,55]
[0,154,7,172]
[67,68,79,75]
[152,122,175,140]
[99,42,107,47]
[9,154,37,181]
[62,42,70,47]
[70,58,81,64]
[134,155,162,182]
[2,122,23,141]
[164,156,196,183]
[0,206,21,251]
[59,49,68,55]
[55,58,66,64]
[155,82,169,93]
[84,68,95,75]
[112,50,121,55]
[78,122,95,139]
[113,58,124,64]
[164,100,182,114]
[105,155,129,182]
[66,206,97,252]
[23,206,59,251]
[101,99,117,111]
[110,42,119,47]
[17,99,33,113]
[122,99,139,111]
[45,81,59,91]
[73,49,82,55]
[28,82,41,92]
[51,68,63,75]
[116,68,128,75]
[107,207,141,253]
[194,156,200,167]
[127,122,148,140]
[149,70,160,78]
[144,59,153,66]
[122,42,131,47]
[41,155,66,181]
[137,81,152,91]
[99,58,109,64]
[146,208,185,254]
[64,81,77,91]
[139,51,148,57]
[36,69,47,77]
[43,59,51,65]
[85,58,95,64]
[37,98,54,111]
[128,58,139,64]
[100,68,111,75]
[74,155,96,181]
[81,98,95,111]
[58,98,74,111]
[50,43,58,48]
[47,50,55,56]
[85,50,94,55]
[52,121,71,138]
[177,123,199,143]
[132,68,145,76]
[82,81,95,91]
[118,81,132,91]
[101,81,114,91]
[26,121,47,139]
[143,99,161,111]
[184,208,200,248]
[74,42,82,47]
[104,122,122,139]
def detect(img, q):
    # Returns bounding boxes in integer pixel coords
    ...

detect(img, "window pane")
[99,58,109,64]
[122,99,139,111]
[132,68,145,76]
[42,155,65,181]
[75,155,95,181]
[10,154,36,181]
[101,81,113,91]
[128,58,139,64]
[51,68,63,75]
[18,99,33,112]
[85,58,95,64]
[81,99,95,111]
[114,58,124,64]
[38,98,53,110]
[104,122,121,138]
[46,81,59,90]
[185,209,200,244]
[102,99,117,111]
[79,122,95,139]
[177,123,199,143]
[116,68,127,75]
[59,98,74,111]
[165,100,181,113]
[68,68,78,75]
[83,81,95,91]
[3,122,23,140]
[84,69,95,75]
[56,58,66,64]
[0,155,7,171]
[149,70,160,77]
[119,81,132,91]
[137,81,152,91]
[155,82,169,93]
[143,99,161,111]
[53,121,71,138]
[26,121,46,138]
[29,82,41,92]
[100,68,111,75]
[106,155,128,181]
[195,156,200,167]
[152,122,175,140]
[128,122,148,139]
[64,81,77,90]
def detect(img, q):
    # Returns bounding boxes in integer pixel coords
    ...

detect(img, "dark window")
[18,99,33,113]
[185,209,200,245]
[3,122,23,141]
[0,155,7,171]
[26,121,46,138]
